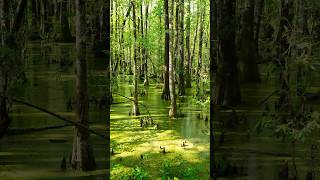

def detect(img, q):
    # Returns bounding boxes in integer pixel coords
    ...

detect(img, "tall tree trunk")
[197,10,205,96]
[239,0,260,83]
[59,0,73,42]
[190,5,199,78]
[158,10,162,74]
[132,1,140,115]
[0,0,4,46]
[114,0,119,73]
[215,0,241,106]
[298,0,308,35]
[254,0,264,61]
[0,72,10,138]
[169,0,178,118]
[105,0,111,176]
[162,0,170,100]
[72,0,96,171]
[0,0,27,137]
[42,0,52,34]
[178,0,185,95]
[30,0,40,39]
[140,1,145,79]
[2,0,9,31]
[210,0,218,178]
[5,0,27,47]
[144,4,149,86]
[185,0,191,88]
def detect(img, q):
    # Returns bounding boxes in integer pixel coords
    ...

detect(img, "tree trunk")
[105,0,111,176]
[215,0,241,106]
[140,1,145,79]
[158,11,162,75]
[132,1,140,115]
[30,0,41,38]
[298,0,308,35]
[0,0,4,46]
[143,3,149,86]
[72,0,96,171]
[185,0,191,88]
[197,10,205,96]
[254,0,264,61]
[42,0,52,34]
[0,72,10,138]
[162,0,170,100]
[169,0,178,118]
[2,0,9,31]
[59,0,73,42]
[190,5,199,80]
[210,0,218,178]
[178,0,185,95]
[239,0,260,83]
[0,96,10,138]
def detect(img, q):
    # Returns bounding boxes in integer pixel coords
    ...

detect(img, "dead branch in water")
[3,96,107,140]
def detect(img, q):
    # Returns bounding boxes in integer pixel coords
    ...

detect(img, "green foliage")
[112,164,149,180]
[255,109,320,143]
[131,167,149,179]
[160,160,176,179]
[159,159,202,179]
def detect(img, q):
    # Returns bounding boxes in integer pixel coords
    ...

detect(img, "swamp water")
[110,75,210,179]
[111,64,320,179]
[0,42,319,180]
[214,66,320,180]
[0,42,108,179]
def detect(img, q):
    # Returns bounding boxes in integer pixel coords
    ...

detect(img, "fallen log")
[1,96,107,140]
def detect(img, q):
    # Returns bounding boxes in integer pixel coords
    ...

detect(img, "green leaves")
[255,116,274,135]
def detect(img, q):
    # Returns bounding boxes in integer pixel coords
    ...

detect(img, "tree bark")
[185,0,191,88]
[72,0,96,171]
[132,1,140,115]
[0,0,28,137]
[210,0,218,178]
[190,5,199,79]
[105,0,111,176]
[239,0,260,83]
[143,4,149,86]
[0,0,4,46]
[197,10,205,96]
[169,0,178,118]
[215,0,241,106]
[178,0,185,95]
[0,73,10,138]
[30,0,41,39]
[140,1,145,79]
[59,0,73,42]
[162,0,170,100]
